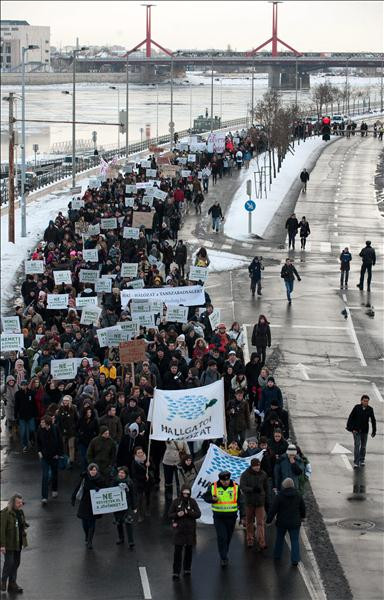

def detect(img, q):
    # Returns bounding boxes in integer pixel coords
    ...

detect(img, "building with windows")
[0,20,50,71]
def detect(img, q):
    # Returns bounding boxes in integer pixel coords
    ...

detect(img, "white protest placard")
[207,131,226,154]
[2,317,21,334]
[153,188,167,200]
[89,176,102,188]
[197,171,202,179]
[187,154,196,163]
[121,263,138,279]
[0,333,24,352]
[125,197,135,208]
[51,358,78,380]
[131,300,152,316]
[128,278,145,289]
[53,270,72,285]
[97,326,122,348]
[76,296,98,309]
[95,278,112,293]
[47,294,69,310]
[140,160,151,168]
[125,184,136,194]
[101,218,117,230]
[148,255,158,265]
[25,260,44,275]
[131,313,155,327]
[101,273,116,280]
[121,285,205,307]
[178,157,188,165]
[71,199,84,210]
[117,321,139,340]
[79,269,99,284]
[209,308,221,330]
[176,143,189,151]
[181,170,191,178]
[189,266,208,283]
[150,300,164,313]
[80,305,102,325]
[123,227,140,240]
[146,168,157,178]
[90,486,127,515]
[124,163,135,174]
[142,197,153,208]
[166,305,189,323]
[87,223,101,236]
[82,249,99,263]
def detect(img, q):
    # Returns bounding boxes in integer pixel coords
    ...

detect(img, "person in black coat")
[339,247,352,289]
[112,466,137,547]
[280,258,301,304]
[37,415,64,504]
[245,353,262,411]
[251,315,271,367]
[299,169,310,192]
[71,463,106,549]
[76,406,99,470]
[266,477,306,566]
[14,381,38,451]
[285,213,299,249]
[131,446,154,522]
[248,257,264,297]
[168,485,201,579]
[346,394,376,468]
[299,217,310,250]
[357,241,376,291]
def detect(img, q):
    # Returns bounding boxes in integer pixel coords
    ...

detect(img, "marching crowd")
[0,124,377,592]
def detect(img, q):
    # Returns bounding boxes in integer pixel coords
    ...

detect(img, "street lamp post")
[33,143,39,169]
[170,55,174,147]
[140,127,144,148]
[109,86,120,151]
[210,57,214,132]
[71,42,88,189]
[125,53,129,159]
[251,56,255,124]
[381,56,384,113]
[156,83,159,142]
[295,56,298,109]
[21,44,39,238]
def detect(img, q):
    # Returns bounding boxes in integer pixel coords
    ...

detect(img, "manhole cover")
[337,519,375,531]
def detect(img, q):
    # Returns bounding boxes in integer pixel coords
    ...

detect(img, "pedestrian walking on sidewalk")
[280,259,301,304]
[339,247,352,289]
[357,241,376,291]
[208,201,224,233]
[248,256,264,297]
[251,315,271,366]
[346,395,377,468]
[266,477,306,566]
[168,485,201,580]
[299,168,310,192]
[1,494,29,594]
[299,217,310,250]
[285,214,299,250]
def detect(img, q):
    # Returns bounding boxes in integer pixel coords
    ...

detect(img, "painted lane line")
[138,567,152,600]
[342,293,348,302]
[371,382,384,403]
[345,307,368,367]
[340,454,353,471]
[300,526,328,600]
[229,270,236,321]
[285,531,327,600]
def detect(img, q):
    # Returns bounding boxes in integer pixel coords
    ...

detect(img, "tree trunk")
[272,149,276,179]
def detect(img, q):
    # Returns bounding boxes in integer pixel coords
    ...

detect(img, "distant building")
[0,20,50,71]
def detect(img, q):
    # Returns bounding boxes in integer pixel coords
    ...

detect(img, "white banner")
[123,227,140,240]
[0,333,24,352]
[121,285,205,307]
[91,486,127,515]
[128,279,145,289]
[76,296,98,309]
[208,308,221,331]
[79,270,99,284]
[80,305,102,325]
[53,270,72,285]
[95,278,112,293]
[150,380,225,442]
[191,444,264,524]
[47,294,69,310]
[51,358,78,380]
[2,317,21,334]
[121,263,138,279]
[189,266,208,283]
[25,260,44,274]
[166,305,189,323]
[101,218,117,230]
[83,249,99,263]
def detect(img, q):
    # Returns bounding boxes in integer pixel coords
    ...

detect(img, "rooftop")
[1,20,30,26]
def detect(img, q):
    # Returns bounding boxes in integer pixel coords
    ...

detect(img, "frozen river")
[0,71,380,161]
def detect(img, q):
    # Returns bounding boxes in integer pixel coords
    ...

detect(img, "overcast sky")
[2,1,383,52]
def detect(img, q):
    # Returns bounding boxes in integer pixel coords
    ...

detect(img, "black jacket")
[14,389,38,421]
[281,264,301,282]
[359,246,376,266]
[285,217,299,234]
[208,204,223,219]
[71,472,106,520]
[251,323,271,348]
[37,424,64,459]
[266,487,306,529]
[240,467,268,507]
[346,404,376,435]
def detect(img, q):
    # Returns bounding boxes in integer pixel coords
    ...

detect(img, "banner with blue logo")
[192,444,264,524]
[149,380,225,441]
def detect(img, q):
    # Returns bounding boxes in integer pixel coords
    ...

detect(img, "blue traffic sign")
[244,200,256,212]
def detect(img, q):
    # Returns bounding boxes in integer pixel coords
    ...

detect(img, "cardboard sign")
[90,486,127,515]
[146,168,157,178]
[51,358,78,380]
[53,270,72,285]
[116,321,139,340]
[132,212,153,229]
[95,278,112,293]
[70,186,82,194]
[76,296,98,309]
[2,316,21,334]
[166,305,189,323]
[47,294,69,310]
[181,170,191,178]
[125,197,135,208]
[80,305,102,325]
[71,199,84,210]
[121,263,138,279]
[87,224,101,236]
[119,339,147,364]
[25,260,44,274]
[209,308,221,330]
[125,184,136,194]
[160,164,179,177]
[188,266,208,283]
[100,218,117,230]
[82,249,99,263]
[79,269,99,284]
[75,221,89,234]
[0,333,24,352]
[128,278,145,289]
[123,226,140,239]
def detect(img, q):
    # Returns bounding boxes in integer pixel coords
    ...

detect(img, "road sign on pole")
[245,179,255,234]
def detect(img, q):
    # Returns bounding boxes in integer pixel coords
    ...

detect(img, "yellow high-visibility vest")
[211,481,238,513]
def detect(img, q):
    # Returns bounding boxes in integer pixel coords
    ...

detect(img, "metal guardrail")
[0,117,247,206]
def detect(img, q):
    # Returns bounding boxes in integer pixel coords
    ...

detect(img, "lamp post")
[251,55,255,124]
[169,55,174,147]
[125,52,129,159]
[109,86,120,151]
[295,56,298,109]
[210,57,214,132]
[71,43,89,189]
[21,44,39,238]
[33,143,39,169]
[189,80,192,131]
[381,55,383,113]
[140,127,144,148]
[156,83,159,142]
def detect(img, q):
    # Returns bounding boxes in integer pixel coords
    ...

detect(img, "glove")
[371,432,376,438]
[298,278,302,282]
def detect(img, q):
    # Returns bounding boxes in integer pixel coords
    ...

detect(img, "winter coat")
[260,385,283,414]
[1,378,18,422]
[300,170,310,183]
[299,221,310,238]
[267,437,288,459]
[162,441,190,466]
[14,388,38,421]
[339,251,352,271]
[174,244,187,265]
[251,323,271,348]
[285,217,299,234]
[37,424,64,460]
[200,369,220,386]
[177,463,198,487]
[56,405,78,438]
[266,487,306,529]
[77,415,99,447]
[208,204,223,219]
[0,507,28,551]
[240,466,268,506]
[87,435,116,474]
[131,458,155,493]
[112,474,137,523]
[168,496,201,546]
[274,454,304,490]
[72,472,106,520]
[227,399,250,432]
[359,246,376,266]
[248,259,263,281]
[116,434,143,469]
[346,404,376,435]
[280,264,301,282]
[99,414,123,443]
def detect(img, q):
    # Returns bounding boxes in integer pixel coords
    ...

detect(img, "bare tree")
[311,82,336,119]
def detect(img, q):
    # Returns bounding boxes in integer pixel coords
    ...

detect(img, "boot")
[116,523,124,545]
[8,582,23,593]
[1,580,7,592]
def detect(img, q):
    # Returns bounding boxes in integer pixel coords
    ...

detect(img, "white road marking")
[300,527,328,600]
[340,454,353,471]
[138,567,152,600]
[285,531,327,600]
[342,293,348,302]
[371,382,384,403]
[345,307,368,367]
[229,270,235,321]
[243,324,250,363]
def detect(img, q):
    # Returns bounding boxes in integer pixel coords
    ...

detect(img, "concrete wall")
[1,69,181,86]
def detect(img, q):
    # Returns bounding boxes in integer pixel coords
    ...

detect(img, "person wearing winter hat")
[86,426,116,480]
[240,458,268,548]
[168,484,201,579]
[273,444,304,491]
[112,466,137,547]
[71,463,106,549]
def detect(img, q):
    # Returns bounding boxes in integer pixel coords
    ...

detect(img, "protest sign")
[146,168,157,178]
[95,278,112,293]
[119,339,147,364]
[71,199,84,210]
[125,184,136,194]
[188,266,208,283]
[76,296,98,309]
[116,321,139,340]
[120,263,138,279]
[51,358,78,380]
[82,249,99,263]
[87,223,101,236]
[166,305,189,324]
[2,316,21,334]
[125,197,135,208]
[121,285,205,307]
[153,188,167,200]
[79,270,99,284]
[132,212,153,229]
[25,260,44,275]
[47,294,69,310]
[208,308,221,330]
[159,164,179,177]
[207,131,226,154]
[80,305,102,325]
[142,197,153,209]
[100,218,117,230]
[90,487,127,515]
[96,326,122,348]
[129,278,145,289]
[53,270,72,285]
[187,154,196,163]
[140,160,151,168]
[181,170,191,178]
[0,334,24,352]
[131,313,154,327]
[123,227,140,240]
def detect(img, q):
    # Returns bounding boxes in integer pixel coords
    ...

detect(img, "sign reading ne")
[53,271,72,285]
[95,278,112,293]
[208,308,221,330]
[101,217,117,230]
[82,249,99,263]
[47,294,69,310]
[120,263,138,279]
[188,266,208,282]
[90,486,127,515]
[123,227,140,240]
[25,260,44,274]
[51,358,78,380]
[166,305,189,323]
[121,285,205,307]
[0,334,24,352]
[80,306,102,325]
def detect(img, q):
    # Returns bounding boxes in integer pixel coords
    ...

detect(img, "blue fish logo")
[165,396,218,421]
[206,446,249,478]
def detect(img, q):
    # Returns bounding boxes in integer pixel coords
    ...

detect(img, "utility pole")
[72,39,78,189]
[169,55,174,147]
[8,92,15,243]
[251,56,255,125]
[125,53,129,158]
[210,57,214,132]
[381,55,383,113]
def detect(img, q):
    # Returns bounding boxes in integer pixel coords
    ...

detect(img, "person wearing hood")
[120,397,146,430]
[116,423,143,472]
[274,444,304,491]
[43,220,61,245]
[86,426,116,479]
[251,315,271,367]
[112,466,137,547]
[168,485,201,580]
[260,410,284,440]
[177,455,198,487]
[131,446,154,522]
[14,380,38,452]
[1,375,18,440]
[266,477,306,566]
[260,376,283,415]
[71,463,106,549]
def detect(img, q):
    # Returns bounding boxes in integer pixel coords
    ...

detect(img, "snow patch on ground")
[192,249,250,273]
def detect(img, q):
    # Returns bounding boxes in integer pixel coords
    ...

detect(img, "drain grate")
[337,518,375,531]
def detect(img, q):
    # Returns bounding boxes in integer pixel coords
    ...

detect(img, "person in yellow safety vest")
[202,470,244,567]
[99,359,117,380]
